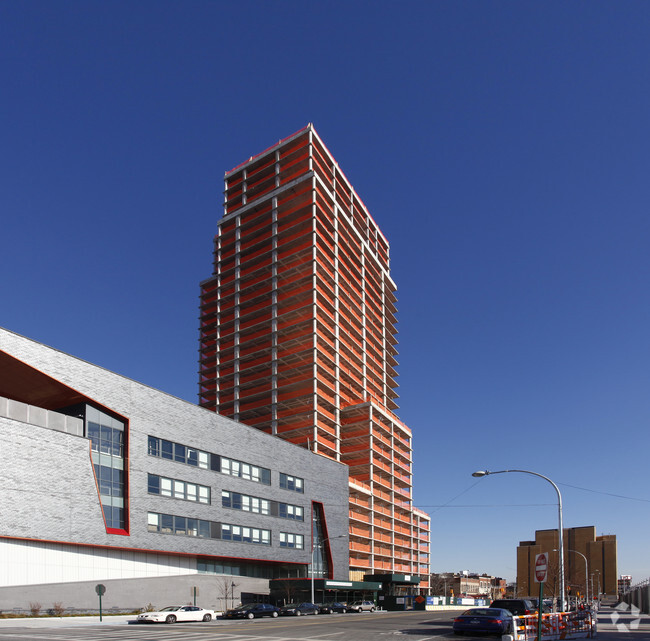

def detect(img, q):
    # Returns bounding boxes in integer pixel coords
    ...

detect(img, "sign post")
[95,584,106,622]
[534,553,548,641]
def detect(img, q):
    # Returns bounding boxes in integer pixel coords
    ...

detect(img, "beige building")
[431,572,506,600]
[517,526,617,599]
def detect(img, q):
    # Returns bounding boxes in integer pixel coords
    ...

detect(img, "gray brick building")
[0,327,350,612]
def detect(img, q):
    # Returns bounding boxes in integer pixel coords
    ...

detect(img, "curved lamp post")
[472,469,565,611]
[554,548,588,605]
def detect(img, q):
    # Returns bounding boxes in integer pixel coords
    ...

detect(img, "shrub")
[29,602,42,617]
[51,603,65,617]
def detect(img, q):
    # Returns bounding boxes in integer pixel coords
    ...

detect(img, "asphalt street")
[0,605,648,641]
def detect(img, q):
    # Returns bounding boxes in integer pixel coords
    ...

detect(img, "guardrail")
[508,611,596,640]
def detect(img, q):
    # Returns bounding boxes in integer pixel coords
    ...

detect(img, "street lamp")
[554,548,588,606]
[472,469,565,610]
[311,535,347,604]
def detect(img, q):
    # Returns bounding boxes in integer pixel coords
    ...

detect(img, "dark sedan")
[453,607,513,636]
[317,602,347,614]
[279,602,319,616]
[223,603,280,619]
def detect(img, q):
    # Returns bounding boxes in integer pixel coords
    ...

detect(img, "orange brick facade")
[517,526,617,599]
[199,125,430,585]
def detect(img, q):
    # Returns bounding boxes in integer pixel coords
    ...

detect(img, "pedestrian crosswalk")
[0,627,361,641]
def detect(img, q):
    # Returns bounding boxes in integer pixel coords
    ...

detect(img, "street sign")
[534,553,548,583]
[95,584,106,622]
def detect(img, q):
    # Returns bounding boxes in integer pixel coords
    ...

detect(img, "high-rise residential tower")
[199,125,430,587]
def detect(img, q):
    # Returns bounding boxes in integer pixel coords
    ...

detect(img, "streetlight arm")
[472,468,565,611]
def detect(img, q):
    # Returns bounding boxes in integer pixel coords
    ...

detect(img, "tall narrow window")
[85,405,127,531]
[311,502,329,579]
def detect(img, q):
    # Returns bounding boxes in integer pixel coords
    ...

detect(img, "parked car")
[317,602,347,614]
[347,600,376,612]
[489,599,537,616]
[137,605,215,624]
[279,602,319,616]
[223,603,280,619]
[453,607,513,636]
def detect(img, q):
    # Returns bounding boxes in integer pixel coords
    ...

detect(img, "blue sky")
[2,1,649,584]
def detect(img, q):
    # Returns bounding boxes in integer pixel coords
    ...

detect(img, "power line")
[558,482,650,503]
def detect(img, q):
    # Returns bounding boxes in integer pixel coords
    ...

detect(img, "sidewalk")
[0,615,135,628]
[592,604,650,640]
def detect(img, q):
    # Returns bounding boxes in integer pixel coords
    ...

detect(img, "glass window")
[174,443,186,464]
[161,440,173,460]
[161,478,173,497]
[88,422,101,451]
[199,520,210,538]
[174,516,186,535]
[148,436,159,456]
[280,473,304,493]
[148,474,160,494]
[147,512,159,532]
[161,514,173,533]
[279,532,304,549]
[198,451,209,469]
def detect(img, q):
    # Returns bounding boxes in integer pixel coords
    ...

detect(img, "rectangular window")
[148,474,160,495]
[174,443,186,464]
[148,436,160,457]
[147,512,160,532]
[148,474,210,504]
[147,437,269,486]
[161,440,173,460]
[149,512,271,546]
[220,456,270,485]
[160,478,173,497]
[221,491,270,515]
[280,473,304,493]
[198,451,209,469]
[279,503,304,521]
[279,532,304,549]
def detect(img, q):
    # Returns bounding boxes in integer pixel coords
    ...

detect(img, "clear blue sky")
[2,1,649,585]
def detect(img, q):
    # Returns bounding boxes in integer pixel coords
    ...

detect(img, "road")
[0,610,458,641]
[1,604,649,641]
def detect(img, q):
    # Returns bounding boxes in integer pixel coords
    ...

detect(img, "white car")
[137,605,215,624]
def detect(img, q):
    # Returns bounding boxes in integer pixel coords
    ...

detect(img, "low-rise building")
[431,571,502,600]
[0,327,350,611]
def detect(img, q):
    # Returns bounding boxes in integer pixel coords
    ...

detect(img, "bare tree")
[216,577,239,611]
[429,574,449,596]
[275,579,299,606]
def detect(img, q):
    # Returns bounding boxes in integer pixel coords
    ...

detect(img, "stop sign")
[535,553,548,583]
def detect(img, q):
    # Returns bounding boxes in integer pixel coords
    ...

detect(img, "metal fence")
[620,579,650,614]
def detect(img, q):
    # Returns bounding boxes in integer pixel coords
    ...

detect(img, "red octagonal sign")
[535,552,548,583]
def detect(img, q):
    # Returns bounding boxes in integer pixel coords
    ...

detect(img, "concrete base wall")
[0,573,270,613]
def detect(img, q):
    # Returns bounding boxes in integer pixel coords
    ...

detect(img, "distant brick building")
[431,572,505,600]
[517,526,617,599]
